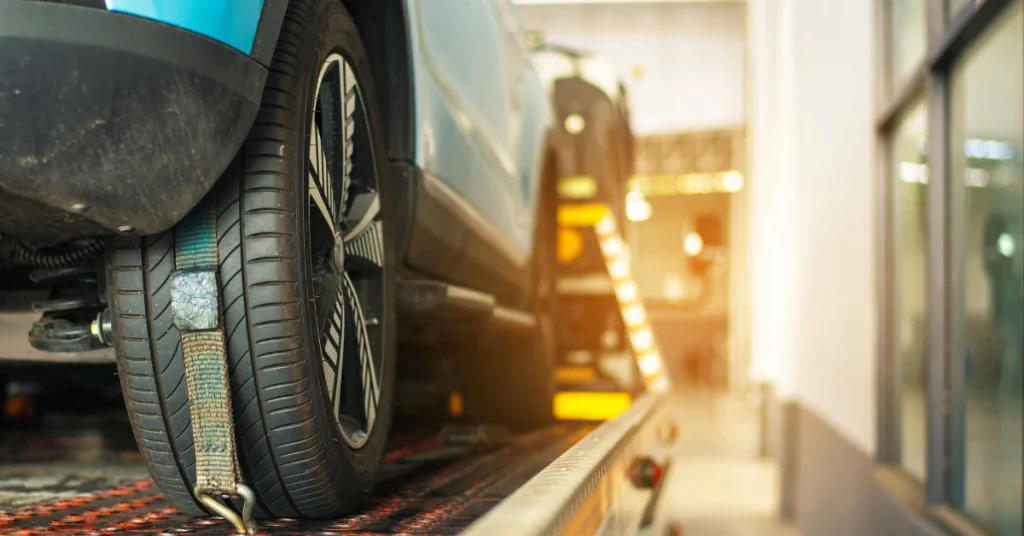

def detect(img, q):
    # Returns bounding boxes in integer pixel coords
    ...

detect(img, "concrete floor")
[652,390,800,536]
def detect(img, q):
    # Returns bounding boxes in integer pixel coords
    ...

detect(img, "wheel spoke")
[342,192,381,244]
[342,272,379,431]
[309,111,336,233]
[340,59,353,207]
[309,55,353,235]
[339,59,369,242]
[344,220,385,268]
[323,291,345,415]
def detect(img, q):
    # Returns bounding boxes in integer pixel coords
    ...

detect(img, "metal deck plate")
[0,426,587,535]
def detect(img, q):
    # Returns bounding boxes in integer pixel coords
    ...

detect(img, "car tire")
[456,173,558,429]
[456,318,557,429]
[106,0,395,518]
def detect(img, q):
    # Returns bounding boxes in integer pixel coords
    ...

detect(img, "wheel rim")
[306,53,385,450]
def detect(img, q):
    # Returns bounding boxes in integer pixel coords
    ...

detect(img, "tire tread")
[109,0,392,519]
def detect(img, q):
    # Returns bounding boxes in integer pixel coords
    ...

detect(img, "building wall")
[748,0,876,454]
[748,0,946,534]
[788,0,878,456]
[515,1,746,134]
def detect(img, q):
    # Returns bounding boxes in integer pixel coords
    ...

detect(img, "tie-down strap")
[170,198,255,534]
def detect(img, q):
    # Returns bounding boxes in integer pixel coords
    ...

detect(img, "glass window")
[949,2,1023,535]
[889,0,928,95]
[890,101,929,481]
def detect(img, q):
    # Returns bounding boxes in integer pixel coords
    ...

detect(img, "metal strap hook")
[196,484,257,535]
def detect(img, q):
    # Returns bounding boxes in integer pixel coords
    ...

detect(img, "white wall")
[516,2,747,134]
[748,0,878,454]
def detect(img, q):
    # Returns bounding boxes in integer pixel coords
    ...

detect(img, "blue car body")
[0,0,552,299]
[105,0,267,55]
[407,0,551,264]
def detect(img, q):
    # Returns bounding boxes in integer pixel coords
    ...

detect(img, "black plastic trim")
[421,171,530,305]
[448,231,528,307]
[344,0,416,163]
[30,0,106,7]
[397,164,531,306]
[381,0,416,163]
[397,279,495,320]
[389,161,420,270]
[396,278,535,339]
[402,167,468,280]
[250,0,288,67]
[0,0,266,238]
[0,2,264,103]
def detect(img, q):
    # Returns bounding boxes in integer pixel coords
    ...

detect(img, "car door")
[493,0,545,242]
[407,0,533,265]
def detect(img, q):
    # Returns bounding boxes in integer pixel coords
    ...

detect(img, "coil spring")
[30,266,101,313]
[27,265,104,353]
[13,240,103,269]
[17,243,104,314]
[25,265,105,352]
[14,241,107,352]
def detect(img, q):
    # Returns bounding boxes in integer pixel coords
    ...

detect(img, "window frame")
[876,0,1021,535]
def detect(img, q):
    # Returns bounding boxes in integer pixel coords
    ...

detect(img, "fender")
[105,0,288,66]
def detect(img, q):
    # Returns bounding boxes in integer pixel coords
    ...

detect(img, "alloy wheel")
[306,53,385,449]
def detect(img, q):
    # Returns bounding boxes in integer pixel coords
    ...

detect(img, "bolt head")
[117,225,134,234]
[71,203,88,213]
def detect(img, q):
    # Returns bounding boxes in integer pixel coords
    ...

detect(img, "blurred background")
[521,0,746,391]
[517,0,1021,535]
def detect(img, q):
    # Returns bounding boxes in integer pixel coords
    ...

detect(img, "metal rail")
[464,393,665,536]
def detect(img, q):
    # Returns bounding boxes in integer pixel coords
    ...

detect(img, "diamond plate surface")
[0,426,584,535]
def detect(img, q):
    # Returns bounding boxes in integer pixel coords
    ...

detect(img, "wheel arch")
[250,0,416,162]
[339,0,415,164]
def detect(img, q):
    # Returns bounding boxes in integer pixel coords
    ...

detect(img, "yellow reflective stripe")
[558,203,610,227]
[554,391,632,421]
[555,365,599,384]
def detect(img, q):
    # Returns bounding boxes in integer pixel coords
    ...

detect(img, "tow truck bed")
[0,426,589,534]
[1,386,664,536]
